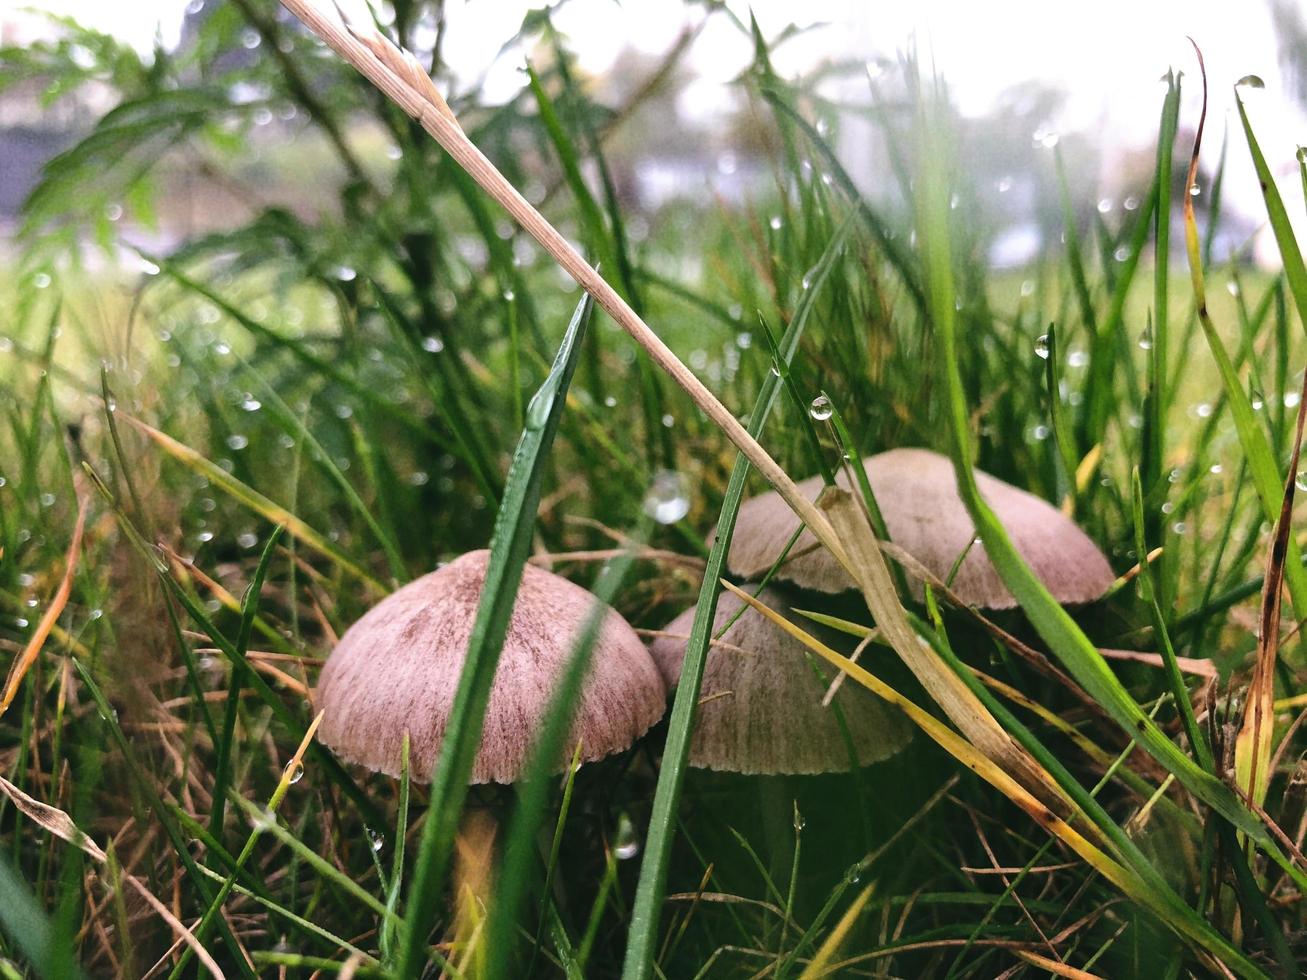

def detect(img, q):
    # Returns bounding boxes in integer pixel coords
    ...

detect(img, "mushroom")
[316,550,666,784]
[648,586,910,775]
[722,448,1113,609]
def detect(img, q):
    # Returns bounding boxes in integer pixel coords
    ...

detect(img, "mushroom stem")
[277,0,852,578]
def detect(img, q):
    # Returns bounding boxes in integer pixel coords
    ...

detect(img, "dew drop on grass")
[367,827,384,853]
[421,336,444,353]
[33,272,51,289]
[613,813,640,859]
[284,760,304,784]
[1296,470,1307,493]
[769,215,783,230]
[1138,327,1153,351]
[240,397,261,412]
[227,433,248,450]
[603,395,617,408]
[1287,392,1301,409]
[644,470,690,524]
[237,532,258,549]
[1034,334,1050,359]
[1236,74,1266,90]
[809,394,833,421]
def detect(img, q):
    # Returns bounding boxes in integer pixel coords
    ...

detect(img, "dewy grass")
[8,6,1307,978]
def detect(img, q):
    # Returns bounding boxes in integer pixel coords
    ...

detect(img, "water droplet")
[39,492,55,507]
[284,760,304,784]
[1138,326,1153,351]
[1189,184,1201,197]
[252,807,277,833]
[1287,392,1301,409]
[661,413,674,428]
[735,332,753,350]
[613,813,640,860]
[1226,280,1240,297]
[1096,198,1113,214]
[1193,402,1213,419]
[769,215,783,230]
[366,826,384,853]
[1067,348,1088,368]
[408,470,429,486]
[237,532,258,549]
[213,341,231,355]
[809,394,833,421]
[1296,470,1307,493]
[334,265,357,282]
[241,27,261,48]
[334,404,354,420]
[800,274,813,290]
[1236,74,1266,90]
[196,531,214,543]
[1028,424,1050,442]
[240,397,261,412]
[421,336,444,353]
[33,272,52,289]
[104,203,123,222]
[1032,126,1059,149]
[1114,246,1130,263]
[1171,521,1187,535]
[1210,463,1223,475]
[105,395,117,413]
[643,470,690,524]
[526,381,556,429]
[996,176,1013,193]
[1034,334,1050,359]
[227,434,249,450]
[769,364,782,378]
[603,395,617,408]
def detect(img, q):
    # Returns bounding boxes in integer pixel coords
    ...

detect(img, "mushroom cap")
[722,448,1114,609]
[648,587,910,775]
[316,550,666,784]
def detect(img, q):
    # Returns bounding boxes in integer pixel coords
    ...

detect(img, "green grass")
[3,6,1307,978]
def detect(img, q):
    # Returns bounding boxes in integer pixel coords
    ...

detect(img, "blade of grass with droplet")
[485,535,644,976]
[149,256,448,451]
[620,223,851,980]
[209,526,285,844]
[916,78,1307,896]
[1236,86,1307,334]
[80,463,385,832]
[1141,72,1180,561]
[240,360,407,583]
[120,413,384,595]
[396,293,593,977]
[1184,62,1307,621]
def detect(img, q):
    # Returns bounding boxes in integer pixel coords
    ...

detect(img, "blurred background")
[5,0,1307,270]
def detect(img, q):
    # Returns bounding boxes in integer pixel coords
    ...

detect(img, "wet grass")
[3,5,1307,978]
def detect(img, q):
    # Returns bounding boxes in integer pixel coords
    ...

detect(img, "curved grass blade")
[621,222,851,980]
[484,535,645,976]
[915,79,1307,896]
[396,293,594,977]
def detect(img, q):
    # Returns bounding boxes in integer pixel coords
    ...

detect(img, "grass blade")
[396,293,594,977]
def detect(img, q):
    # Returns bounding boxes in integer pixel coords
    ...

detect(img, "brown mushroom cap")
[722,448,1114,609]
[316,550,666,784]
[648,587,911,775]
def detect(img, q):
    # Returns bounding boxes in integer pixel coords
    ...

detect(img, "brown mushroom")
[722,448,1113,608]
[648,587,911,775]
[316,550,666,784]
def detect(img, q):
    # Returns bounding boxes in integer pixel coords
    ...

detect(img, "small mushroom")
[316,550,666,784]
[722,448,1113,609]
[648,587,910,775]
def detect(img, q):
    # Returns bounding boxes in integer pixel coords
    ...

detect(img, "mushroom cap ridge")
[317,550,666,784]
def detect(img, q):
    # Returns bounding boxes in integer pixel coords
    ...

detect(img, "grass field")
[4,4,1307,977]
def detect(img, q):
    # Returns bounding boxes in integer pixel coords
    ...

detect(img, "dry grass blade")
[1237,351,1307,805]
[1,495,88,717]
[819,487,1058,802]
[276,0,851,574]
[0,774,106,862]
[797,881,875,979]
[1012,949,1104,980]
